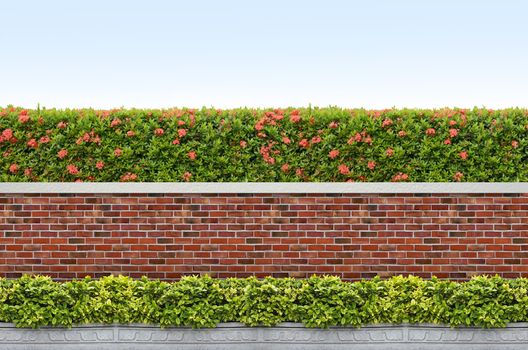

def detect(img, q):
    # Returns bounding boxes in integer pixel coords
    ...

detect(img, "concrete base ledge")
[1,323,528,350]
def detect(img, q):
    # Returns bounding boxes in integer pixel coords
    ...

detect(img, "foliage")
[1,106,527,182]
[1,275,528,328]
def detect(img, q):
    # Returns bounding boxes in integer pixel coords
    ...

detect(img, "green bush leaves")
[1,106,527,181]
[1,275,528,328]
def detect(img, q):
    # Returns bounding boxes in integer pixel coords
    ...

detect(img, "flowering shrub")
[0,106,527,182]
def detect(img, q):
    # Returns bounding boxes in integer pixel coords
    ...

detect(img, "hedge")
[1,275,528,328]
[0,106,527,182]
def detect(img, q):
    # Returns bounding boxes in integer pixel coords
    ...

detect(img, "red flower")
[183,171,192,182]
[18,113,30,124]
[57,149,68,159]
[281,163,290,172]
[512,140,519,148]
[114,148,122,157]
[328,149,339,159]
[110,118,121,127]
[266,157,275,164]
[459,151,468,160]
[298,138,309,148]
[96,161,104,170]
[172,138,180,145]
[188,151,196,160]
[178,129,187,137]
[282,137,291,144]
[454,171,463,182]
[386,148,394,157]
[177,120,185,126]
[126,130,135,137]
[449,128,458,137]
[311,136,322,144]
[449,120,457,126]
[289,114,301,123]
[347,133,361,144]
[120,172,138,182]
[338,164,350,175]
[39,136,50,144]
[27,138,38,149]
[2,129,13,141]
[382,118,393,127]
[9,163,18,174]
[392,172,409,182]
[67,164,79,175]
[239,140,247,148]
[398,130,407,137]
[259,144,276,164]
[24,168,32,177]
[367,161,376,170]
[154,128,164,136]
[444,139,451,145]
[57,121,67,129]
[426,128,436,136]
[328,121,338,129]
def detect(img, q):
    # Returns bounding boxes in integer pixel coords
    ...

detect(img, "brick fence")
[1,184,527,280]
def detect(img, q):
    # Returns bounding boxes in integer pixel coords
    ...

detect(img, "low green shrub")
[0,106,527,181]
[1,275,528,328]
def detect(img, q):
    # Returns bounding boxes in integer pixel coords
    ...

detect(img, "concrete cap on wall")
[0,182,527,193]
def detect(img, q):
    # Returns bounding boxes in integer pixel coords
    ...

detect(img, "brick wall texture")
[1,193,527,280]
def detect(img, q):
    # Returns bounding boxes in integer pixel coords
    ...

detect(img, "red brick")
[0,193,527,280]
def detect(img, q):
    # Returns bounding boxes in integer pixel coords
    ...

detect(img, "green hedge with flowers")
[0,106,526,182]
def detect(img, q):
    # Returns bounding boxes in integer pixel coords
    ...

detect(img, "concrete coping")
[0,182,527,193]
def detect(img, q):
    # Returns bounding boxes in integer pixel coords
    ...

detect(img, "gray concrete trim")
[0,182,527,193]
[0,322,527,349]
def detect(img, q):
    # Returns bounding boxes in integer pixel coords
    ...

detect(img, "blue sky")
[1,0,527,109]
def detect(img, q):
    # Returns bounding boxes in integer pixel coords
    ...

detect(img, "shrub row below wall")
[1,106,527,181]
[1,275,528,329]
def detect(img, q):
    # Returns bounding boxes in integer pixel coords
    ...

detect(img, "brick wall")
[0,193,527,280]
